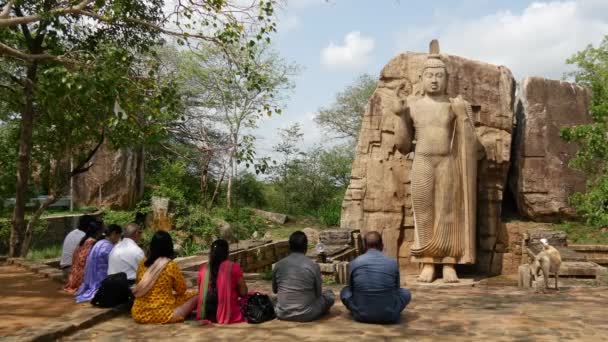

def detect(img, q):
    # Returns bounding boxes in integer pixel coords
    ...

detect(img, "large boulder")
[510,77,592,221]
[340,52,516,275]
[251,209,288,224]
[73,142,144,210]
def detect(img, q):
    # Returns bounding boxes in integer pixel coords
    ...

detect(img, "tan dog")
[530,238,562,291]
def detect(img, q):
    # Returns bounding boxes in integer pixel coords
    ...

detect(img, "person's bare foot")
[417,263,436,283]
[442,264,459,283]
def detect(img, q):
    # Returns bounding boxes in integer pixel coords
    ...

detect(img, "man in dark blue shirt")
[340,231,411,323]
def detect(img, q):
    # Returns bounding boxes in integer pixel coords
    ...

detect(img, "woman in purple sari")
[75,224,122,303]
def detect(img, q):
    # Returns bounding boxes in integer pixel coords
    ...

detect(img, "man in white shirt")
[60,215,94,279]
[107,223,144,285]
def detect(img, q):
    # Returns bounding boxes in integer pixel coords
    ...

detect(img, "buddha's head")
[422,56,447,95]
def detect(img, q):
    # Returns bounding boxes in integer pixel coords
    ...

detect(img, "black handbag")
[91,272,133,308]
[245,292,276,324]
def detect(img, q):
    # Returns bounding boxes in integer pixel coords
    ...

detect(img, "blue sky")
[253,0,608,156]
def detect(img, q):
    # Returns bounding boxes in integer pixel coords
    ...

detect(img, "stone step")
[559,261,607,277]
[588,257,608,266]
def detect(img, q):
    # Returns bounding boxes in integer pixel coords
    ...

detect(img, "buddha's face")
[422,67,446,95]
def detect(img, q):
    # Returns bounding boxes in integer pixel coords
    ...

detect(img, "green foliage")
[0,217,10,252]
[233,172,266,208]
[26,244,62,261]
[139,229,155,255]
[267,127,352,225]
[557,221,608,244]
[0,0,283,257]
[102,210,139,227]
[314,73,377,141]
[147,159,193,209]
[561,35,608,227]
[261,267,273,281]
[322,274,337,285]
[214,207,267,240]
[0,123,18,202]
[0,216,49,253]
[175,206,219,245]
[178,238,204,257]
[316,194,344,227]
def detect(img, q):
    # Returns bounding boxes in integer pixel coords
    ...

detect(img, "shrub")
[176,206,219,245]
[102,210,138,227]
[317,199,342,227]
[215,207,267,240]
[27,244,62,261]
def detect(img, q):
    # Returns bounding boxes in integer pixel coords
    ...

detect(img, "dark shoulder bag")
[91,272,133,308]
[245,292,276,324]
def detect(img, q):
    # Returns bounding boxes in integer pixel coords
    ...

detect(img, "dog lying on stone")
[530,238,562,291]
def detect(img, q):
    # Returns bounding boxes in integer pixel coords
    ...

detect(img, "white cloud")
[395,0,608,80]
[321,31,375,70]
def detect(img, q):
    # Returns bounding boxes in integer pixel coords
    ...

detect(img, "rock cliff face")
[73,142,144,210]
[340,52,516,275]
[510,77,592,221]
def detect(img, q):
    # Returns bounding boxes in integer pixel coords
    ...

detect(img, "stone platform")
[54,282,608,342]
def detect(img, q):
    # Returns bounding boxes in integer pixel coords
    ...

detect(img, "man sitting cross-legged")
[108,223,145,286]
[341,231,412,323]
[272,231,335,321]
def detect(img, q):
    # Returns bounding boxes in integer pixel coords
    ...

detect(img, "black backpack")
[91,272,133,308]
[245,292,276,324]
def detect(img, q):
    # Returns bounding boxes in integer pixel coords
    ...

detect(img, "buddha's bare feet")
[442,264,459,283]
[417,263,436,283]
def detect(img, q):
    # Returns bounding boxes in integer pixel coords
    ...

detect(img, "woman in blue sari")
[75,224,122,303]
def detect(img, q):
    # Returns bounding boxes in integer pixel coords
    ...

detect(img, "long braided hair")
[209,239,229,289]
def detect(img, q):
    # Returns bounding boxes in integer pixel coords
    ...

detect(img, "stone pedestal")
[518,264,532,288]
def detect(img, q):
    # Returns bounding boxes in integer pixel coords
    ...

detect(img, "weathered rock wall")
[340,52,515,275]
[509,77,592,221]
[73,142,144,210]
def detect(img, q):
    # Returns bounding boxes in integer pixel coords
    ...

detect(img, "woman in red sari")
[196,239,248,324]
[64,219,103,293]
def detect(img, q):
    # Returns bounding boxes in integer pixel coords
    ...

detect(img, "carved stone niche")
[340,52,515,275]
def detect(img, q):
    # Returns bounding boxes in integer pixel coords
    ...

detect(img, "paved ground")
[62,282,608,342]
[0,264,79,336]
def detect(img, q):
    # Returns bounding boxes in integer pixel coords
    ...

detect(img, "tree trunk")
[226,162,233,209]
[226,134,237,209]
[209,165,227,209]
[10,64,37,257]
[200,151,211,202]
[18,135,103,257]
[20,194,57,257]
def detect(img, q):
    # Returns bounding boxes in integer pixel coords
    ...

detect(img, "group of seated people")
[60,215,411,324]
[61,215,144,302]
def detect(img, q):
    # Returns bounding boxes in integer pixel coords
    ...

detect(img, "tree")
[0,0,280,257]
[561,35,608,227]
[318,143,353,188]
[272,123,304,211]
[314,73,376,141]
[167,44,295,208]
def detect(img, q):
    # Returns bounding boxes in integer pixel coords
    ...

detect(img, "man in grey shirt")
[272,231,335,321]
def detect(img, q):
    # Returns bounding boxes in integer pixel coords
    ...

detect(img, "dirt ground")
[0,264,80,336]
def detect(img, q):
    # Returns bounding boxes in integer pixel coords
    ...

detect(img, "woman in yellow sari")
[131,231,197,324]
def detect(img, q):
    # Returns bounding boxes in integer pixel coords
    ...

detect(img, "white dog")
[530,238,562,291]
